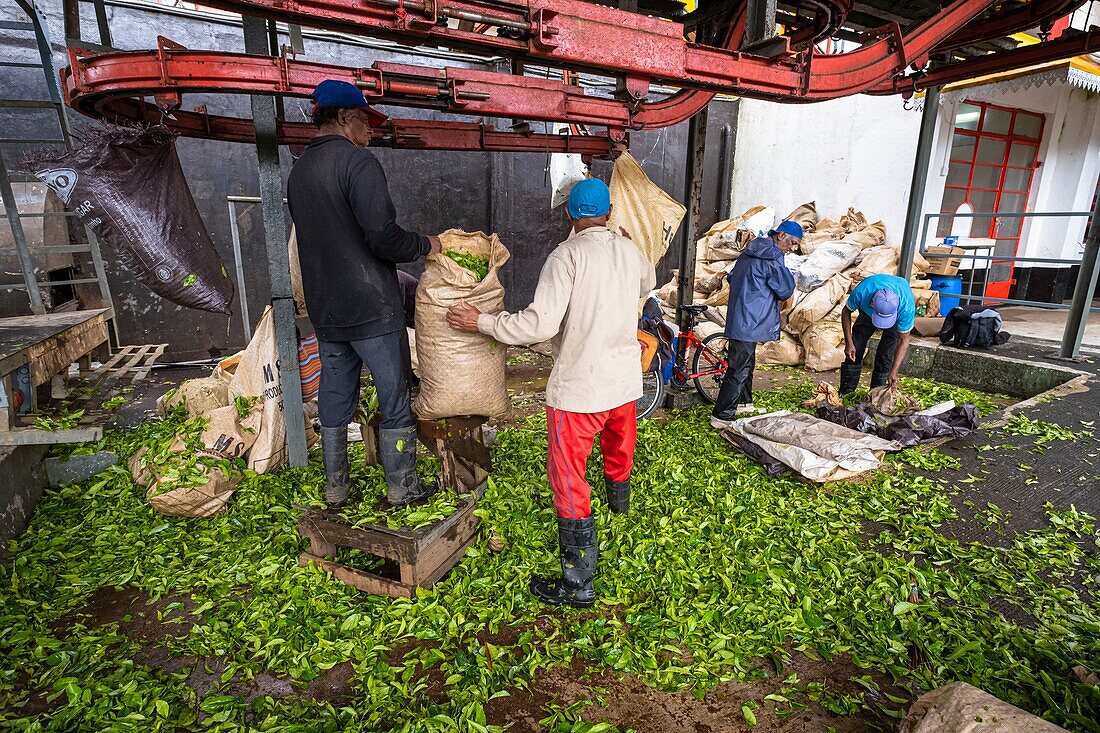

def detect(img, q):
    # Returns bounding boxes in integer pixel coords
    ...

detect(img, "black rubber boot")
[839,364,862,395]
[530,517,598,608]
[380,426,438,507]
[605,477,630,514]
[321,426,351,509]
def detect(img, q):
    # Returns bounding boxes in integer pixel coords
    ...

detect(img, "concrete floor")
[996,304,1100,351]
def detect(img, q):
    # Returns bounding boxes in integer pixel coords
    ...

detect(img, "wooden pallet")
[299,416,492,598]
[88,343,168,385]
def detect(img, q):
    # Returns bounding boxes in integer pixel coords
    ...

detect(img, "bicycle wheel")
[692,332,730,404]
[636,369,666,420]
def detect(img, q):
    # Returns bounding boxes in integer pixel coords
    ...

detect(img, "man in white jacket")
[447,178,656,608]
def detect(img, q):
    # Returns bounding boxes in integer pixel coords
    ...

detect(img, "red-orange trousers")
[545,401,636,519]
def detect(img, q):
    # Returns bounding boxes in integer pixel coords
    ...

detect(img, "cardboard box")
[913,317,944,337]
[924,246,965,277]
[912,288,941,318]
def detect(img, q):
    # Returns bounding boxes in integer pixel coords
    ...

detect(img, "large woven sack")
[900,682,1067,733]
[655,271,679,307]
[839,208,868,232]
[288,225,307,317]
[702,280,729,307]
[782,201,819,233]
[414,230,512,420]
[841,220,887,248]
[130,442,240,518]
[695,260,732,294]
[850,245,899,281]
[794,242,862,291]
[757,333,804,366]
[200,404,262,460]
[803,319,846,372]
[850,245,932,281]
[700,205,774,262]
[868,386,921,417]
[788,273,852,334]
[157,376,229,418]
[224,307,318,473]
[30,126,234,314]
[607,152,686,265]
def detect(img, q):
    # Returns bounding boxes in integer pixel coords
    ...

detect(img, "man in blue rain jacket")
[709,220,800,429]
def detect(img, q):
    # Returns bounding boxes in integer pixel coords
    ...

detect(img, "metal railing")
[226,195,291,342]
[918,210,1100,357]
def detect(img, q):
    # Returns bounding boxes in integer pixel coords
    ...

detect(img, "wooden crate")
[299,416,491,597]
[298,494,482,598]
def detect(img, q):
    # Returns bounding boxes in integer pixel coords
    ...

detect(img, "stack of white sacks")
[654,202,937,371]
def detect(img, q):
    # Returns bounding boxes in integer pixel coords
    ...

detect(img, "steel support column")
[898,86,939,283]
[243,16,308,467]
[676,105,709,333]
[1060,192,1100,359]
[716,123,734,221]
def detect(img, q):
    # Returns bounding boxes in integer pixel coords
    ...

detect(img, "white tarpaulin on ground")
[723,411,899,482]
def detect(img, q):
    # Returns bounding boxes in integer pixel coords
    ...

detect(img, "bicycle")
[636,304,730,420]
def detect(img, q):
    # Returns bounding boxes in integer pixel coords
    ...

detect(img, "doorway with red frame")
[938,100,1045,301]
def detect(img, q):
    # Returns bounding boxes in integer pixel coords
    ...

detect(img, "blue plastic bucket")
[929,275,963,315]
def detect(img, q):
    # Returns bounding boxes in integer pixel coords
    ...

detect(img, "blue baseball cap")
[770,220,804,240]
[310,80,387,125]
[567,178,611,219]
[871,288,900,329]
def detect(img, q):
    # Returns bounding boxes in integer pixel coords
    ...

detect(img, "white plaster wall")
[729,94,922,240]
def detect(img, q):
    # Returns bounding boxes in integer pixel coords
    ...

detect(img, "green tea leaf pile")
[0,377,1096,731]
[444,250,490,282]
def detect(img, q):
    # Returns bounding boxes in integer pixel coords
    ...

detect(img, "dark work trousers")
[712,338,756,420]
[845,312,899,388]
[317,330,415,430]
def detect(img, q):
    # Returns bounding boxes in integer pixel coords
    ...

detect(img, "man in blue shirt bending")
[840,273,916,394]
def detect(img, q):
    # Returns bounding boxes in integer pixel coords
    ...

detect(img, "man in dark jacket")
[287,79,441,509]
[710,220,800,429]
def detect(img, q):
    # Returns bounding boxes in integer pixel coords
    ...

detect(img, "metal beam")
[744,0,776,46]
[243,16,309,468]
[898,86,939,283]
[1060,189,1100,359]
[100,0,996,102]
[676,105,709,333]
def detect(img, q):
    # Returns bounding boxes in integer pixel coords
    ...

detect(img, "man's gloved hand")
[447,300,482,333]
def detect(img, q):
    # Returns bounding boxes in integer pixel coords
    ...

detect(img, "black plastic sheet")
[817,403,979,447]
[28,126,234,315]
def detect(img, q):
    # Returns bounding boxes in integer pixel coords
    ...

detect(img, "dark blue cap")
[567,178,611,219]
[771,220,804,240]
[311,80,369,108]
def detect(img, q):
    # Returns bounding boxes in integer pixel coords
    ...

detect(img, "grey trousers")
[317,330,415,430]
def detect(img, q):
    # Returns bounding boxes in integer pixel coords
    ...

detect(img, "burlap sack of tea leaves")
[868,386,921,417]
[414,230,512,420]
[129,442,239,518]
[130,404,258,517]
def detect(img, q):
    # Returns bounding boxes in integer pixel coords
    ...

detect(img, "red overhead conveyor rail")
[59,0,1097,153]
